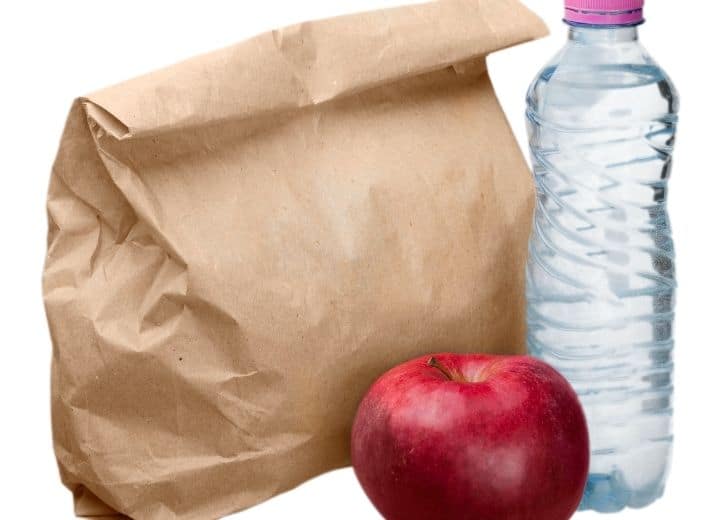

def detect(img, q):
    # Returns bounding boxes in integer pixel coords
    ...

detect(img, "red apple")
[351,354,589,520]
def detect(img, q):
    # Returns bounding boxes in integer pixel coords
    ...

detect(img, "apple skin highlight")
[351,354,590,520]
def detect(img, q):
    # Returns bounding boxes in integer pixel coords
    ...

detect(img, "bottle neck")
[568,25,639,44]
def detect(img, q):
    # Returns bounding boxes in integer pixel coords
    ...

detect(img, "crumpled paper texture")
[43,0,547,518]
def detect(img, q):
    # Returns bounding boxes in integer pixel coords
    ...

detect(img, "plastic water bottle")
[525,0,678,512]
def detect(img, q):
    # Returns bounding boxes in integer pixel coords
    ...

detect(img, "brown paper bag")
[43,1,546,518]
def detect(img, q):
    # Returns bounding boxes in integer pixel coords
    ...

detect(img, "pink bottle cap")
[565,0,644,26]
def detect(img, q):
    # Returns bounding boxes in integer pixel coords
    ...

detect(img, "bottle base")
[580,472,665,513]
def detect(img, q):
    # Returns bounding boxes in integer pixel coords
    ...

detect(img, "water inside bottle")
[526,31,678,512]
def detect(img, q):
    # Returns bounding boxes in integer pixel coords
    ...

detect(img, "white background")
[1,1,717,518]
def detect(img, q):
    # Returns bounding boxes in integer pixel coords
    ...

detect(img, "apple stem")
[427,357,466,383]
